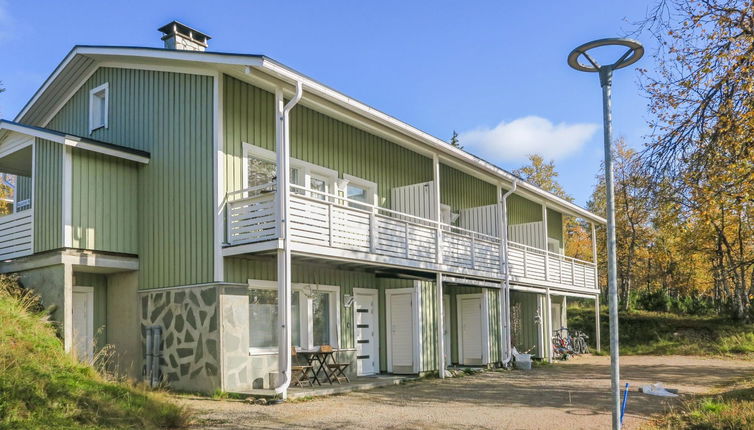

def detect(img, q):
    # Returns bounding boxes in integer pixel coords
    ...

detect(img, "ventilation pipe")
[499,180,517,365]
[273,80,304,399]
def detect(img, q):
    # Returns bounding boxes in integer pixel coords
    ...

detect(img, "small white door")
[388,292,414,373]
[354,290,379,376]
[458,295,483,365]
[443,295,451,366]
[72,286,94,362]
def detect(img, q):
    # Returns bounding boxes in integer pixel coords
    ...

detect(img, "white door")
[72,286,94,362]
[388,291,414,373]
[354,290,379,376]
[443,295,451,366]
[457,295,483,365]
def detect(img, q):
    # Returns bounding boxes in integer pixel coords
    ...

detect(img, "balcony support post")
[432,154,442,264]
[435,272,445,378]
[591,222,599,289]
[595,294,602,352]
[542,203,549,282]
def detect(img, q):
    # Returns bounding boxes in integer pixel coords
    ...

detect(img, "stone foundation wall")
[140,285,220,393]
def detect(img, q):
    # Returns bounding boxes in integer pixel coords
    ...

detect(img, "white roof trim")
[14,46,603,223]
[0,122,149,164]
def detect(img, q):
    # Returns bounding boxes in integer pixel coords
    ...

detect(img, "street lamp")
[568,38,643,430]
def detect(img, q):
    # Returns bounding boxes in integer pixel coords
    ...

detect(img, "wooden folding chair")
[320,345,350,384]
[291,347,314,388]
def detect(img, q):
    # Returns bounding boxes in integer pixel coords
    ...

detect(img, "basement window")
[88,83,109,133]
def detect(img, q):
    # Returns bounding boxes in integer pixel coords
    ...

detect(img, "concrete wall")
[18,264,72,350]
[107,271,141,379]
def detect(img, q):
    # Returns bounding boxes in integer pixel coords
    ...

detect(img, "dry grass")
[0,274,191,430]
[646,378,754,429]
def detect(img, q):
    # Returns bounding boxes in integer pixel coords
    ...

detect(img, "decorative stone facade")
[140,285,220,393]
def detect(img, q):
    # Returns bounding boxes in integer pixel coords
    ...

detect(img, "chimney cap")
[157,21,211,45]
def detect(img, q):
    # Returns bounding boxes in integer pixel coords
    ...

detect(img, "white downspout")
[274,80,304,399]
[499,180,517,365]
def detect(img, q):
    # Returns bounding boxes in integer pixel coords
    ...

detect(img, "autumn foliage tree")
[638,0,754,320]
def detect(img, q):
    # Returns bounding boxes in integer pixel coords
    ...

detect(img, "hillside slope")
[568,304,754,356]
[0,276,189,430]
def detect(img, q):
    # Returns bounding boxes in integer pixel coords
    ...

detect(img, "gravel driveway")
[179,355,753,429]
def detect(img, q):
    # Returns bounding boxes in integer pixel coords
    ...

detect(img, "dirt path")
[179,355,753,429]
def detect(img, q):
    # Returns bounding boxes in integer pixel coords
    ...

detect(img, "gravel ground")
[178,355,753,430]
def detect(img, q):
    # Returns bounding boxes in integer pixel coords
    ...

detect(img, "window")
[343,174,377,210]
[242,143,336,197]
[312,291,332,346]
[248,281,340,354]
[88,83,109,133]
[309,175,329,200]
[249,289,301,349]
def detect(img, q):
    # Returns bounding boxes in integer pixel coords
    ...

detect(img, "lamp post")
[568,38,643,430]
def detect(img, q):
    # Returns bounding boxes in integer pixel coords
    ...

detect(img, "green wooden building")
[0,22,604,397]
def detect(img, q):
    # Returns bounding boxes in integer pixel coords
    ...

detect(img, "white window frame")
[247,279,341,355]
[88,83,109,134]
[342,173,378,206]
[242,143,337,198]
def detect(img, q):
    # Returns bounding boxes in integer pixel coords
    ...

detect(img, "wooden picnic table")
[297,348,346,385]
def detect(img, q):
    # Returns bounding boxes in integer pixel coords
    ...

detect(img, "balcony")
[0,209,33,260]
[224,183,597,291]
[507,241,597,291]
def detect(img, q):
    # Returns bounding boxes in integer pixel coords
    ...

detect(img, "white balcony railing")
[507,241,597,290]
[0,210,33,260]
[225,183,597,290]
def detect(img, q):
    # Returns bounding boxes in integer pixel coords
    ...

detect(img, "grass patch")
[568,304,754,356]
[647,378,754,429]
[0,275,191,430]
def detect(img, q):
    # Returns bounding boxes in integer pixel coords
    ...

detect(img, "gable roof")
[0,120,150,164]
[12,45,604,224]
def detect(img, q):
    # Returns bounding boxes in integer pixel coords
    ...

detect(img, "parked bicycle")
[551,327,589,359]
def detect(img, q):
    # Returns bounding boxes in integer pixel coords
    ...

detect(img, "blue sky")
[0,0,658,206]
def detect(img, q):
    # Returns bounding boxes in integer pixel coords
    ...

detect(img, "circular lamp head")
[567,38,644,72]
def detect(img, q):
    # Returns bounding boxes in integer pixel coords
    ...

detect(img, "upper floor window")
[88,83,109,134]
[343,174,377,210]
[242,143,336,198]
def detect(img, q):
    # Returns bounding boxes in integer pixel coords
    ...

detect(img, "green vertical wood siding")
[440,164,497,211]
[547,208,563,244]
[47,67,214,289]
[507,194,542,225]
[507,194,564,243]
[33,138,62,252]
[71,150,138,254]
[223,76,433,208]
[511,290,544,358]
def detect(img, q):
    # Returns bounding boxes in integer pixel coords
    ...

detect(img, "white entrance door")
[443,294,451,366]
[354,289,379,376]
[457,295,483,365]
[72,286,94,362]
[387,290,415,373]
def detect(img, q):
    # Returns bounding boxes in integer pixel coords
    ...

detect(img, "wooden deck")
[224,185,598,292]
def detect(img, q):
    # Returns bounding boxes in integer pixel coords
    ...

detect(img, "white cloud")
[459,116,598,164]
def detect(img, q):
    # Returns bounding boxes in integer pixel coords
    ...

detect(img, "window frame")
[247,279,341,355]
[88,83,109,134]
[242,143,337,198]
[342,173,378,206]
